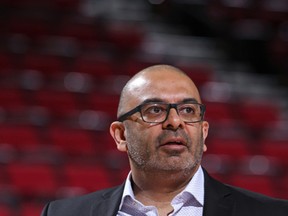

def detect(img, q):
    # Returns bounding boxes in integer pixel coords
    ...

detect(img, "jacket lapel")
[88,170,235,216]
[203,169,235,216]
[90,184,124,216]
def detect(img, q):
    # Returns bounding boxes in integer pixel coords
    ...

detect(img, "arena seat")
[228,174,277,198]
[7,163,58,197]
[47,127,96,157]
[0,125,40,149]
[32,90,78,116]
[0,205,13,216]
[236,102,280,130]
[62,164,111,192]
[20,202,45,216]
[20,53,66,75]
[73,56,114,78]
[259,139,288,165]
[0,89,26,110]
[0,53,13,73]
[207,137,252,159]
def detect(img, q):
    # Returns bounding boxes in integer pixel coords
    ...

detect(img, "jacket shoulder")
[226,185,288,207]
[41,185,123,216]
[227,184,288,215]
[203,169,288,216]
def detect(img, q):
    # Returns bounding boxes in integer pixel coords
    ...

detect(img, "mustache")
[157,129,191,146]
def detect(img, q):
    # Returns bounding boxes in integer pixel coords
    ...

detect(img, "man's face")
[118,70,209,173]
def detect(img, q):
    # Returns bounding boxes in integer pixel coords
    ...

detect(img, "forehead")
[126,70,201,106]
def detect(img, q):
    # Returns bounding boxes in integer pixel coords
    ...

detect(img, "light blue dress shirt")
[117,166,204,216]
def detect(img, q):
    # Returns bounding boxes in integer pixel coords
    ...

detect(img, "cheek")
[187,126,203,146]
[186,124,201,136]
[125,125,151,150]
[129,123,160,146]
[133,129,157,151]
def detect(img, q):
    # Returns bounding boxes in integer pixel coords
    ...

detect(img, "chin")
[157,159,198,172]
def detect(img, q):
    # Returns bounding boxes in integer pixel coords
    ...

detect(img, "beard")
[125,127,205,173]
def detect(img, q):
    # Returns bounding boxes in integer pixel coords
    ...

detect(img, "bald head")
[117,64,201,118]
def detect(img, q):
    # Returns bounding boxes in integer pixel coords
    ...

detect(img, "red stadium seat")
[7,163,58,197]
[57,21,99,42]
[0,125,40,149]
[204,101,235,123]
[237,155,282,176]
[93,74,130,94]
[259,139,288,165]
[85,93,119,120]
[7,17,51,40]
[236,102,280,129]
[207,121,249,141]
[20,202,45,216]
[0,205,13,216]
[278,174,288,199]
[104,23,143,51]
[179,64,213,87]
[63,164,111,192]
[0,53,13,73]
[207,137,251,159]
[0,89,26,110]
[32,90,78,116]
[228,174,277,198]
[122,61,156,76]
[47,127,96,156]
[20,53,65,75]
[202,153,236,181]
[73,56,114,78]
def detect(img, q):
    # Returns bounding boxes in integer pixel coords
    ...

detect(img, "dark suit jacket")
[41,170,288,216]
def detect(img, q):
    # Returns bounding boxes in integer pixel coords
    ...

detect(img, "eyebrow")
[182,98,200,103]
[140,97,200,105]
[140,98,164,105]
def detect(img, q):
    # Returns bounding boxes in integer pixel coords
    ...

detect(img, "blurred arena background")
[0,0,288,215]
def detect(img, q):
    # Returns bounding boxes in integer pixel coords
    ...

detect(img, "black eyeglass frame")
[117,102,206,123]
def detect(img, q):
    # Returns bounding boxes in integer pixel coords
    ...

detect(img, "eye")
[180,105,196,114]
[184,107,195,113]
[147,105,165,114]
[142,104,166,116]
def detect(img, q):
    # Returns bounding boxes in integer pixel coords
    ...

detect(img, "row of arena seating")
[1,151,288,195]
[0,1,288,215]
[0,77,287,214]
[0,123,287,161]
[0,87,282,126]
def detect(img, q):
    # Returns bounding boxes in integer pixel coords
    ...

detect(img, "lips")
[160,137,187,147]
[158,137,188,153]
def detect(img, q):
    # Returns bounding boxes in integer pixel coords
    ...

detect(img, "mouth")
[161,137,186,145]
[164,140,185,146]
[159,137,187,151]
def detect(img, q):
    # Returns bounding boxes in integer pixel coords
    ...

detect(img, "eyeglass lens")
[140,103,203,123]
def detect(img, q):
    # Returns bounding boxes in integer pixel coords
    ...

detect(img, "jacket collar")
[203,169,234,216]
[89,169,235,216]
[90,184,125,216]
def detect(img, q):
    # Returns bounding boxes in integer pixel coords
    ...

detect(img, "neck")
[131,165,200,204]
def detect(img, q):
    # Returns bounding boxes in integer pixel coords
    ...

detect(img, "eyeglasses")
[117,102,206,123]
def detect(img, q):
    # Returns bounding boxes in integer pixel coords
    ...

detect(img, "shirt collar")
[118,166,205,210]
[177,166,205,206]
[119,171,135,209]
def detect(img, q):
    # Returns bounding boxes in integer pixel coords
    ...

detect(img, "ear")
[202,121,209,152]
[110,121,127,152]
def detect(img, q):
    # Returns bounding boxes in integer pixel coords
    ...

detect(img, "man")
[41,65,288,216]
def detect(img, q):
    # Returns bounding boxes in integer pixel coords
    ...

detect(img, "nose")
[162,107,185,130]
